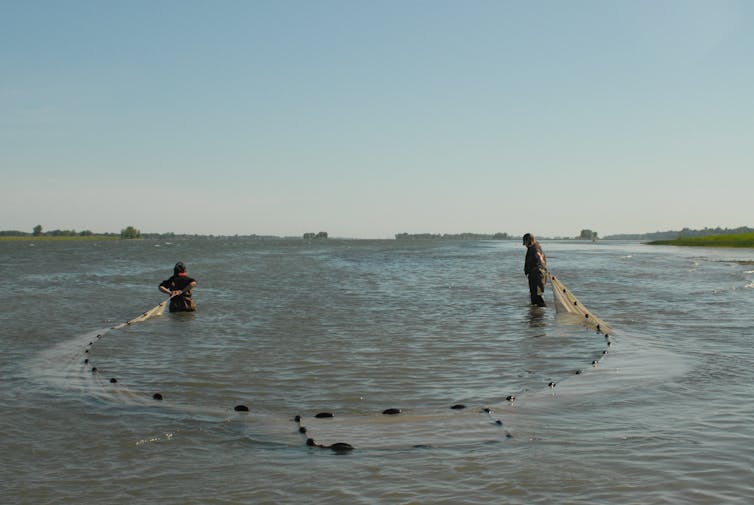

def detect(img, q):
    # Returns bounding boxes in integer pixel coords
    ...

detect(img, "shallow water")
[2,238,753,504]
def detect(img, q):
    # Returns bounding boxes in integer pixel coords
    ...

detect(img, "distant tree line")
[0,225,314,240]
[0,224,96,237]
[395,232,510,240]
[5,225,750,242]
[0,224,138,238]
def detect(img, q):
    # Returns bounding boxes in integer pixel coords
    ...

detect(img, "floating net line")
[48,282,616,453]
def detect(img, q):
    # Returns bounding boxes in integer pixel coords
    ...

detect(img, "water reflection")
[527,306,546,328]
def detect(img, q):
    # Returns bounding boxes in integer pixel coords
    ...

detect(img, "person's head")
[174,261,186,275]
[522,233,534,247]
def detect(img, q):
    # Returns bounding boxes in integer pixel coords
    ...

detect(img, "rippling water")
[2,238,753,504]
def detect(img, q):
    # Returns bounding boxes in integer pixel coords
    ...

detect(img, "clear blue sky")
[2,0,752,238]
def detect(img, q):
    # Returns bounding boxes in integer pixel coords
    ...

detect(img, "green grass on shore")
[648,232,754,248]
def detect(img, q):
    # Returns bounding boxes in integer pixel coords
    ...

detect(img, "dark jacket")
[159,274,197,312]
[524,242,547,276]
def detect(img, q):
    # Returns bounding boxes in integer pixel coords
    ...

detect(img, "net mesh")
[549,273,612,336]
[110,299,168,330]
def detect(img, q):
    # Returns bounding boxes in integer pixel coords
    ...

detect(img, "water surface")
[2,238,753,504]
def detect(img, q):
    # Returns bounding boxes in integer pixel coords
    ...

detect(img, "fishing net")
[38,278,615,452]
[549,273,612,336]
[110,299,169,330]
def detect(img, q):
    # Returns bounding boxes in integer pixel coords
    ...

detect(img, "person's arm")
[171,279,196,297]
[159,280,183,297]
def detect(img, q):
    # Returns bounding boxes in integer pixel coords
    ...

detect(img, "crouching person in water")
[523,233,547,307]
[159,262,197,312]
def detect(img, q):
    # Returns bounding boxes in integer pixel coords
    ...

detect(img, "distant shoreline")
[2,230,754,247]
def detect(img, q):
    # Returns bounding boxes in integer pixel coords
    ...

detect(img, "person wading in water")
[523,233,547,307]
[159,261,198,312]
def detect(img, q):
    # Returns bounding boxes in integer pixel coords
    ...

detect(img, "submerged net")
[549,273,612,336]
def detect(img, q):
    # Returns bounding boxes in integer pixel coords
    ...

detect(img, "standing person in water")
[523,233,547,307]
[159,261,198,312]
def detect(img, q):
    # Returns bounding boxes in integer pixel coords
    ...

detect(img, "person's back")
[159,261,197,312]
[524,239,546,275]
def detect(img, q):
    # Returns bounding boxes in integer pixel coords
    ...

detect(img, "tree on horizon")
[121,226,141,239]
[579,229,598,240]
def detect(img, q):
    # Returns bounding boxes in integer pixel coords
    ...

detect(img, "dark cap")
[174,261,186,274]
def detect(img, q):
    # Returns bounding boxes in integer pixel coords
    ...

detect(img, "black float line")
[293,414,354,453]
